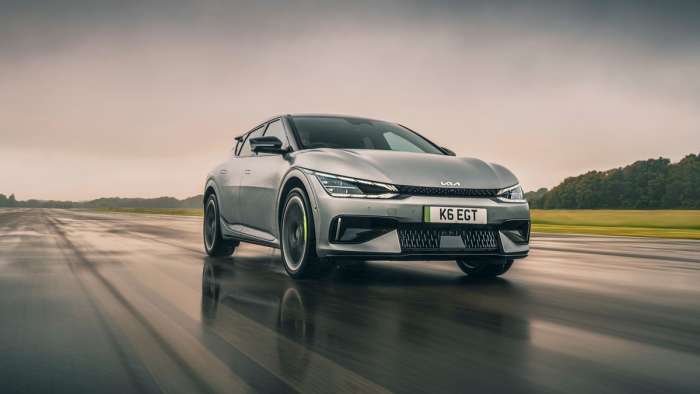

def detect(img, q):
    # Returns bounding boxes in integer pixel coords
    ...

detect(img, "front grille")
[396,185,499,198]
[397,225,498,251]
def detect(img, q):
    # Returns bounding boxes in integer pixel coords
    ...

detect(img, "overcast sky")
[1,0,699,200]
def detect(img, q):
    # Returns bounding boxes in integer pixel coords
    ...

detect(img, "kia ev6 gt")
[203,115,530,279]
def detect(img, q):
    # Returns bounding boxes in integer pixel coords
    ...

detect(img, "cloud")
[1,1,698,199]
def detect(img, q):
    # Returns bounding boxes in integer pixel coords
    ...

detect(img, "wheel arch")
[203,179,221,206]
[276,168,318,239]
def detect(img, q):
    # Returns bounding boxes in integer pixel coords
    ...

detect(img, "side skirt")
[220,219,280,249]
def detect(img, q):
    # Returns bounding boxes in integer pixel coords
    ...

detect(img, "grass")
[93,207,700,240]
[531,210,700,239]
[95,207,203,216]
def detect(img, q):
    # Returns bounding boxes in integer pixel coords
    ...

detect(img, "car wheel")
[280,188,328,279]
[456,258,513,278]
[203,194,237,257]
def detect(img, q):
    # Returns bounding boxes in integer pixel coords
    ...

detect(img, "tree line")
[0,194,204,209]
[3,153,698,210]
[526,154,700,209]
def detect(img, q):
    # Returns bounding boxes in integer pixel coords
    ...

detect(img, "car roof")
[234,113,395,140]
[289,113,391,123]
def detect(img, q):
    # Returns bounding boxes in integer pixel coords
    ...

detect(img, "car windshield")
[288,116,444,154]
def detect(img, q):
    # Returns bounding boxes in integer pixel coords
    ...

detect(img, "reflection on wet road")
[1,208,699,393]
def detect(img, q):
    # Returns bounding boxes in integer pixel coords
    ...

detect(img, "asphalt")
[0,208,699,393]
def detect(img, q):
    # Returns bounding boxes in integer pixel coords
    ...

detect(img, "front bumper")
[306,175,530,261]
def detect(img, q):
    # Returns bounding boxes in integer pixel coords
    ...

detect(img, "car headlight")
[497,184,526,202]
[314,172,398,199]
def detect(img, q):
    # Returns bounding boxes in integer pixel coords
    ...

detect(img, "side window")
[383,131,424,153]
[238,126,265,157]
[263,120,288,146]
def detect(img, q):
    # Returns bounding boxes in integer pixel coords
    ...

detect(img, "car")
[203,114,530,279]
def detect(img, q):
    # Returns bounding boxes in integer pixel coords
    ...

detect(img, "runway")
[1,208,699,393]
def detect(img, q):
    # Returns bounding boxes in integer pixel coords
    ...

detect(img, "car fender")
[203,177,222,207]
[487,162,520,188]
[276,167,321,239]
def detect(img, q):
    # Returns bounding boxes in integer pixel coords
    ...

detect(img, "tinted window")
[263,120,288,146]
[238,126,265,157]
[384,131,426,153]
[289,116,443,154]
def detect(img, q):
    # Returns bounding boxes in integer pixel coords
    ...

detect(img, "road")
[0,208,699,393]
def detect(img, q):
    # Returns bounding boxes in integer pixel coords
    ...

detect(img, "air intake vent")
[396,185,498,198]
[397,225,498,251]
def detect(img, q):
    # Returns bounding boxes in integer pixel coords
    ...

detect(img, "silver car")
[203,114,529,279]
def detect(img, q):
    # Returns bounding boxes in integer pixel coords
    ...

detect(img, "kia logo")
[441,181,460,187]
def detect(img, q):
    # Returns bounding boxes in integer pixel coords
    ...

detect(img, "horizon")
[2,152,695,202]
[2,1,699,200]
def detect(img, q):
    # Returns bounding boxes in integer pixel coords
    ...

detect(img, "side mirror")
[441,146,456,156]
[250,136,287,154]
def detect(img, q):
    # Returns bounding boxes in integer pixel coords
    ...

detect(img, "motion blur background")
[2,0,699,200]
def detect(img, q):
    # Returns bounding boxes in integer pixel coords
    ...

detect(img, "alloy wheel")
[282,195,307,271]
[204,198,217,251]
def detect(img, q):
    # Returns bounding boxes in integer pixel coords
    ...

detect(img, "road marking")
[45,214,255,394]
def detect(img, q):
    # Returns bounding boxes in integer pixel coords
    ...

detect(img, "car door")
[239,119,292,237]
[219,126,264,223]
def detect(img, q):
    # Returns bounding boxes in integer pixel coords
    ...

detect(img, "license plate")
[423,206,487,224]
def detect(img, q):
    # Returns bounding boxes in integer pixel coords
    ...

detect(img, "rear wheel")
[456,258,513,278]
[280,188,329,279]
[203,194,237,257]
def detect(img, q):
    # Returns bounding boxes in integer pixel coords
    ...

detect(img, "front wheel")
[203,194,237,257]
[456,258,513,278]
[280,188,329,279]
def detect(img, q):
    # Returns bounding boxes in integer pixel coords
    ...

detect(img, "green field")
[94,208,700,240]
[531,210,700,239]
[95,207,204,216]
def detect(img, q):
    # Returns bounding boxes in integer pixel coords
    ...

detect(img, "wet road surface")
[0,208,699,393]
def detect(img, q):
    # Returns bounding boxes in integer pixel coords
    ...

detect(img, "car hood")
[291,149,518,189]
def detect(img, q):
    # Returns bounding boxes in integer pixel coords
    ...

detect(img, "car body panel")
[292,148,518,189]
[217,159,243,223]
[237,154,291,234]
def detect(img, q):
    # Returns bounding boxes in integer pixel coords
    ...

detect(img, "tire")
[203,194,237,257]
[456,258,513,278]
[280,187,329,279]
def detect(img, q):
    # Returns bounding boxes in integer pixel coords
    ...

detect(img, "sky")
[1,0,699,200]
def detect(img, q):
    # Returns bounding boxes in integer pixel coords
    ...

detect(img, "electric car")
[203,114,529,279]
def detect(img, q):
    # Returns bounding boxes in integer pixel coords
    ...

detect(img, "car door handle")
[244,169,252,175]
[219,169,228,175]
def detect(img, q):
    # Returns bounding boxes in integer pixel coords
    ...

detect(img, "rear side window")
[263,120,288,146]
[238,126,265,157]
